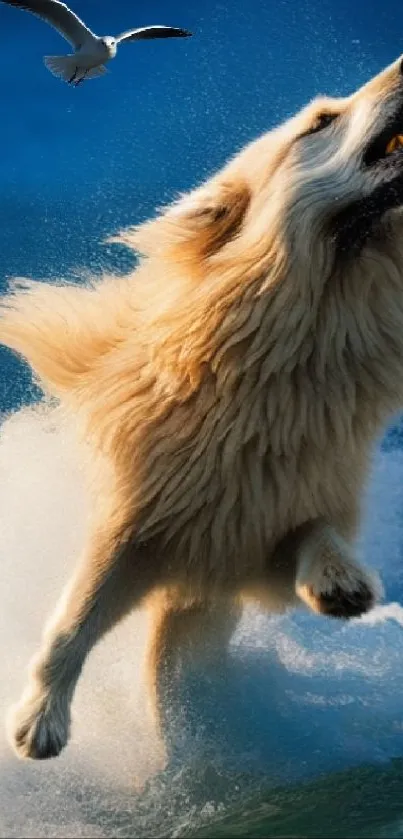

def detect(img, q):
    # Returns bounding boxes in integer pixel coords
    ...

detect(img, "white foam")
[0,406,167,835]
[0,405,403,836]
[355,601,403,627]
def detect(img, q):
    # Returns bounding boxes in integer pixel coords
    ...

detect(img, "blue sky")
[1,0,403,282]
[1,0,403,406]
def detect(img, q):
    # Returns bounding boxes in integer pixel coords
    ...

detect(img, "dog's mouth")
[331,105,403,255]
[363,107,403,168]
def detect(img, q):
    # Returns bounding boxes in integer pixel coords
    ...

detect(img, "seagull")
[0,0,193,85]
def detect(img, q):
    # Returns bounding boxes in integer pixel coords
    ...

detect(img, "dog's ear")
[125,179,251,269]
[167,179,251,261]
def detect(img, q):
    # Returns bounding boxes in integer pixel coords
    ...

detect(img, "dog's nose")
[400,56,403,76]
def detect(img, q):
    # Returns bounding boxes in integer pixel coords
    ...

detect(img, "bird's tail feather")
[44,55,79,83]
[85,65,108,79]
[43,56,108,83]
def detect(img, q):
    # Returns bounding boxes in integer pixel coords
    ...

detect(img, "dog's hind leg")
[145,593,241,763]
[7,525,154,761]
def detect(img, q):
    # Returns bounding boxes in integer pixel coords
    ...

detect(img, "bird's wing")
[116,25,192,44]
[0,0,94,48]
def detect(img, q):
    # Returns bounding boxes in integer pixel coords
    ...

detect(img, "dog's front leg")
[294,518,382,619]
[7,531,153,761]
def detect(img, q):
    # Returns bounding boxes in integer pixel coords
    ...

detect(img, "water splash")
[0,405,403,837]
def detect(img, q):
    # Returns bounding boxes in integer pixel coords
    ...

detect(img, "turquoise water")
[1,0,403,836]
[188,762,403,838]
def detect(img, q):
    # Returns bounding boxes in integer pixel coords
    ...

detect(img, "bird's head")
[101,36,117,54]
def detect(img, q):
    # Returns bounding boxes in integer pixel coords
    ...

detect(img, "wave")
[0,405,402,837]
[187,759,403,838]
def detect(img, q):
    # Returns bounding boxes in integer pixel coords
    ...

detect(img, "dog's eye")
[307,112,338,136]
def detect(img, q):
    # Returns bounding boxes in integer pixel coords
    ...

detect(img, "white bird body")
[1,0,192,85]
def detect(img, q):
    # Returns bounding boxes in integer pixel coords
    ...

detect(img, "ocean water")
[1,0,403,836]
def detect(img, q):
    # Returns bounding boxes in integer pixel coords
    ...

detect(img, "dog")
[3,53,403,764]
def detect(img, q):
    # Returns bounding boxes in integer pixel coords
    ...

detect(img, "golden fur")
[3,55,403,763]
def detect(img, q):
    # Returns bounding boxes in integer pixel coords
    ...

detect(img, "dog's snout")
[399,56,403,76]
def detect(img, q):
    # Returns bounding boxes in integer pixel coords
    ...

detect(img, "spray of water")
[0,405,176,837]
[1,404,403,838]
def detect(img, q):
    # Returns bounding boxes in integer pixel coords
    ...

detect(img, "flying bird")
[0,0,193,85]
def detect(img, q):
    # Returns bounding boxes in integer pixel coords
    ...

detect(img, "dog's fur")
[3,55,403,763]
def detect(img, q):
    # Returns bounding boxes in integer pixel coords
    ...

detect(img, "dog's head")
[116,54,403,402]
[129,55,403,280]
[275,54,403,260]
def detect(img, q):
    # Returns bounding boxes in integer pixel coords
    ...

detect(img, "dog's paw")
[296,540,382,620]
[7,689,70,760]
[300,573,378,619]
